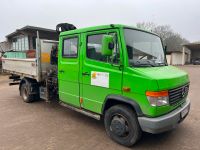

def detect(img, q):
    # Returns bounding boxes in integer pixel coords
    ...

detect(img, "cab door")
[58,34,81,107]
[80,29,123,113]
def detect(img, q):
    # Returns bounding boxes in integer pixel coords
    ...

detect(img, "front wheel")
[104,105,142,147]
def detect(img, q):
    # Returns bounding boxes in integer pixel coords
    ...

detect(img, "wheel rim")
[22,86,28,100]
[110,114,130,137]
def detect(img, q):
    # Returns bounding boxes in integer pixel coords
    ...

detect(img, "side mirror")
[101,35,114,56]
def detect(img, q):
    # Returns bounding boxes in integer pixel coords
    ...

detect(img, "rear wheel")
[20,81,38,103]
[104,105,142,147]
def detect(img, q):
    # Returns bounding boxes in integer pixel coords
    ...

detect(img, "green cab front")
[121,27,190,133]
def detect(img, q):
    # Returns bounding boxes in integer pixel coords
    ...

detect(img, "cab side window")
[87,33,119,63]
[63,37,78,58]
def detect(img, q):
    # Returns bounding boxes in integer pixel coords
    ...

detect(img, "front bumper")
[138,99,190,134]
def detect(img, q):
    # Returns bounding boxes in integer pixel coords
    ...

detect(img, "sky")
[0,0,199,42]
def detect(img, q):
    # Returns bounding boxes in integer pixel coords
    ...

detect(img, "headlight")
[146,91,169,106]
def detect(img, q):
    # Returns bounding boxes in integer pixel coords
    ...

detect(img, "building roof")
[184,41,200,45]
[183,42,200,51]
[167,49,182,53]
[6,25,56,38]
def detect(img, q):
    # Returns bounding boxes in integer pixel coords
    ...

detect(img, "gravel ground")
[0,66,199,150]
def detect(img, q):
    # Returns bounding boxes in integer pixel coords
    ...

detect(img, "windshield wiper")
[131,64,155,67]
[156,62,167,66]
[130,60,156,67]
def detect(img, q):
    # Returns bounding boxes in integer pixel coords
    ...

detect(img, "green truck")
[2,23,190,147]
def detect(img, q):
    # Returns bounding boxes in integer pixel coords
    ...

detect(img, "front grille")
[168,84,189,105]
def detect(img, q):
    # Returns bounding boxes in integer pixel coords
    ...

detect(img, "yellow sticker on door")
[91,71,109,88]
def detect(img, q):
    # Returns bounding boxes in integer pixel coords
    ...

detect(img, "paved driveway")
[0,66,199,150]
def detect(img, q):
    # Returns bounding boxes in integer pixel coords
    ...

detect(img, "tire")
[20,82,34,103]
[104,105,142,147]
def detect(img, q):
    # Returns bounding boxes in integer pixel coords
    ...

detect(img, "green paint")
[101,35,114,56]
[58,24,189,117]
[3,51,27,59]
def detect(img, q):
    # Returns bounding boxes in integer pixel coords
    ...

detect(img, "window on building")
[32,37,36,49]
[63,37,78,58]
[12,36,29,51]
[24,36,28,50]
[18,38,22,50]
[12,38,17,50]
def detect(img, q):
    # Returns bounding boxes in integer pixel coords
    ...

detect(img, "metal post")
[36,31,41,81]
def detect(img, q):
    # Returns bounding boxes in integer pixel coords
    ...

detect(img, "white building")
[167,42,200,65]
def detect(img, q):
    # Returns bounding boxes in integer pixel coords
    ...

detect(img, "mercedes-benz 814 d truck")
[2,23,190,147]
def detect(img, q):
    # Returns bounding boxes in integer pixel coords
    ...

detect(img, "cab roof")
[59,24,158,37]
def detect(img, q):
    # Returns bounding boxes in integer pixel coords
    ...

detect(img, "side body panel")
[80,29,123,114]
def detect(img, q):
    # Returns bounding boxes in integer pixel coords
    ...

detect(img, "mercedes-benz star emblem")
[182,86,189,98]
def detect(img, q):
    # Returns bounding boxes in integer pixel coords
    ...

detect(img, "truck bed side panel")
[2,58,37,78]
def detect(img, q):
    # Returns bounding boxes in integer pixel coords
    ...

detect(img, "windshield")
[124,29,166,67]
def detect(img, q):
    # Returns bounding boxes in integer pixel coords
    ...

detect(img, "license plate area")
[181,106,189,118]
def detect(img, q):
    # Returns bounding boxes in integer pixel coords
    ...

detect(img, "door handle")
[82,72,90,76]
[59,70,64,73]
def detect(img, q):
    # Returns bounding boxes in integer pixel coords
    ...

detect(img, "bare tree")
[136,22,156,31]
[136,22,189,52]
